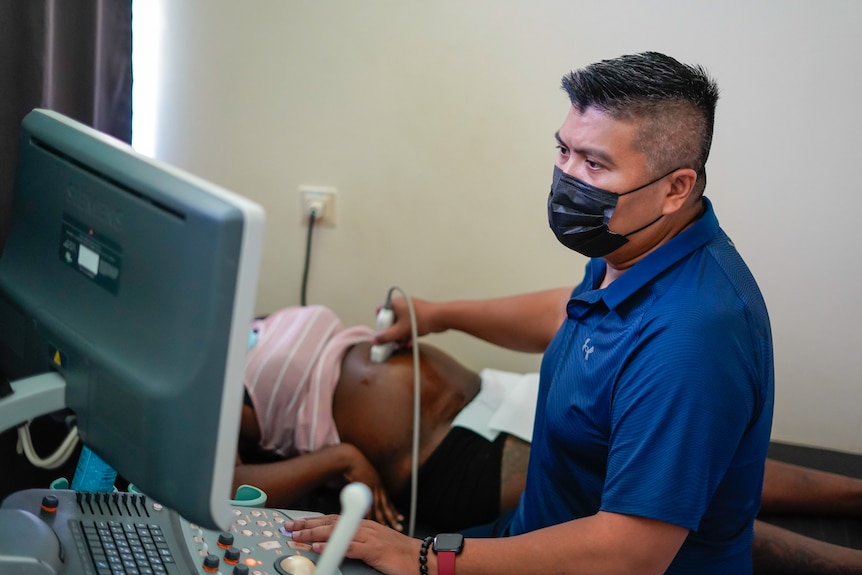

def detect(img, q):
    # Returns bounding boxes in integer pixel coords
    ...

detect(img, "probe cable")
[17,421,80,470]
[381,286,421,537]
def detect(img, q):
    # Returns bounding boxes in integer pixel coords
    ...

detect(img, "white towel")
[451,368,539,443]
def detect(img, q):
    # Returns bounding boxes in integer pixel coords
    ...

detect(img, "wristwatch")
[432,533,464,575]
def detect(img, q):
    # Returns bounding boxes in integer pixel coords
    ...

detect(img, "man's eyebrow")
[554,131,615,167]
[554,131,566,146]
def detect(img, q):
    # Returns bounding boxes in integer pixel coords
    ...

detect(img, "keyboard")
[75,517,176,574]
[0,488,381,575]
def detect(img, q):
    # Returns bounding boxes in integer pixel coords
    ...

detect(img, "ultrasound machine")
[0,110,379,575]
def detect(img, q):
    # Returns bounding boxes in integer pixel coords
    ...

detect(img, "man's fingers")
[284,514,338,533]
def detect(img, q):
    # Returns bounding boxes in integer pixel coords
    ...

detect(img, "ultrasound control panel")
[0,489,381,575]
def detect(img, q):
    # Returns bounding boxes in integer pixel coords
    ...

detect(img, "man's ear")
[662,168,698,214]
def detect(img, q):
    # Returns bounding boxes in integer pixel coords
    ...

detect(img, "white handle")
[370,307,396,363]
[313,482,372,575]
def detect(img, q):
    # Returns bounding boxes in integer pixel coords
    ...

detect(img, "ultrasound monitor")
[0,109,264,531]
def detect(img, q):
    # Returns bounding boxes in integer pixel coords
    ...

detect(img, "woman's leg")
[761,459,862,516]
[499,435,530,513]
[753,520,862,574]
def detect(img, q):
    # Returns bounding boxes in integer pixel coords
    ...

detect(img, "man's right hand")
[372,296,439,348]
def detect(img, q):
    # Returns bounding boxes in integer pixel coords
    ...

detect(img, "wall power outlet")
[299,186,337,226]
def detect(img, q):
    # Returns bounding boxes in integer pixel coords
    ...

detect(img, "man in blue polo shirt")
[288,51,774,575]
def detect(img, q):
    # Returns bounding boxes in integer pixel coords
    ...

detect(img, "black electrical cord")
[300,209,317,306]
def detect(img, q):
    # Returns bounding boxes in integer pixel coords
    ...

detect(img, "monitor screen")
[0,109,264,530]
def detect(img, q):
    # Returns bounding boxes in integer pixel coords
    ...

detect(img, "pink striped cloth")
[244,305,374,457]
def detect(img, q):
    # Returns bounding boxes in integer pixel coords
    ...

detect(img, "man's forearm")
[442,512,686,575]
[431,287,571,353]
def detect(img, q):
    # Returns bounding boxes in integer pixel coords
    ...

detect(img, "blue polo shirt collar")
[569,197,720,315]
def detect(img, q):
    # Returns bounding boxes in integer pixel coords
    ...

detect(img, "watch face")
[434,533,465,553]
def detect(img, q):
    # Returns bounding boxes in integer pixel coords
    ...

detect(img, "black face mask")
[547,166,672,258]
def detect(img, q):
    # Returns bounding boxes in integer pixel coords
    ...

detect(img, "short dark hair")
[561,52,719,195]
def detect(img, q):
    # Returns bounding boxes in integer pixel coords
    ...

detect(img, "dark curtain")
[0,0,132,499]
[0,0,132,253]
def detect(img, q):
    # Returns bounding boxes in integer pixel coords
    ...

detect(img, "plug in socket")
[299,186,337,226]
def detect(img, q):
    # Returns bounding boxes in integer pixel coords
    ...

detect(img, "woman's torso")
[332,341,481,495]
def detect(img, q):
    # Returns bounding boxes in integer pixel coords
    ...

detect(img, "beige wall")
[146,1,862,454]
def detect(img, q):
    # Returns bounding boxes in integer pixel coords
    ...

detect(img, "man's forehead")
[557,106,641,166]
[555,130,615,167]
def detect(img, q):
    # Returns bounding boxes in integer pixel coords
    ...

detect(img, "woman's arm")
[234,443,403,530]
